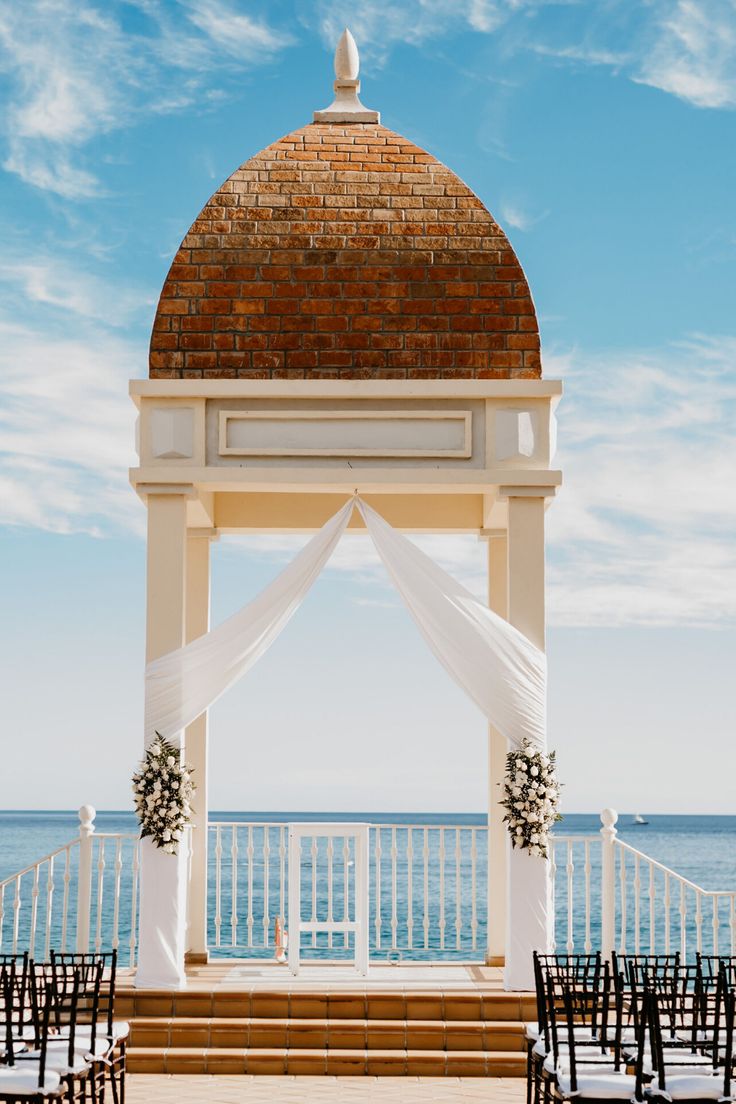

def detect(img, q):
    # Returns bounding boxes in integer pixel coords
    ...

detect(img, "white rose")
[162,829,171,841]
[166,756,175,767]
[530,765,539,776]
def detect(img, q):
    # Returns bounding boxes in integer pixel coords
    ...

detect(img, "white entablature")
[129,379,562,534]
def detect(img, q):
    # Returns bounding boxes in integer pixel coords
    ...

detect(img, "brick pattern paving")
[150,123,541,380]
[127,1073,526,1102]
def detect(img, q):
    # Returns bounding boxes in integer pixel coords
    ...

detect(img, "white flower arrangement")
[499,740,561,859]
[132,735,196,855]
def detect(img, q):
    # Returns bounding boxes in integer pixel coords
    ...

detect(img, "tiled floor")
[127,1074,526,1102]
[120,962,509,993]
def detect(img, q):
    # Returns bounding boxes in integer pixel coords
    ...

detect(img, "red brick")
[149,122,541,379]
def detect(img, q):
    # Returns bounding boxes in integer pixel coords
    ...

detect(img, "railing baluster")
[43,856,55,960]
[129,842,140,967]
[390,827,398,950]
[439,827,446,951]
[310,836,318,949]
[61,847,72,954]
[343,836,350,950]
[730,895,735,955]
[279,826,286,934]
[695,892,703,954]
[94,838,105,954]
[470,828,478,953]
[634,854,641,955]
[406,828,413,951]
[455,828,462,951]
[712,895,719,956]
[649,864,656,955]
[230,825,238,948]
[566,840,574,953]
[327,836,334,951]
[214,825,222,947]
[247,825,254,949]
[680,882,687,960]
[263,827,270,948]
[584,840,592,954]
[29,863,40,959]
[12,876,21,953]
[664,873,671,955]
[0,883,5,952]
[619,849,627,954]
[374,828,382,951]
[422,828,429,951]
[112,839,123,952]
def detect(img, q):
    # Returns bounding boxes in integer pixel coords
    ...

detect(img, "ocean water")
[1,811,734,964]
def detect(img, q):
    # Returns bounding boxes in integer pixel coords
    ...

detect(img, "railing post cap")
[600,808,618,829]
[78,805,96,834]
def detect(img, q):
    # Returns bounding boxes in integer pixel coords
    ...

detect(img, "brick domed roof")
[150,123,541,379]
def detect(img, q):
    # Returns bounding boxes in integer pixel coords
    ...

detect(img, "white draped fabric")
[136,497,550,991]
[356,499,546,751]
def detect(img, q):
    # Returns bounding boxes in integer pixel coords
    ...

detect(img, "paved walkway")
[127,1074,526,1102]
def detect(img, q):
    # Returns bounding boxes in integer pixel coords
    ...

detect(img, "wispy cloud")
[0,0,292,198]
[499,199,548,232]
[635,0,736,109]
[547,334,736,626]
[0,309,141,535]
[315,0,736,111]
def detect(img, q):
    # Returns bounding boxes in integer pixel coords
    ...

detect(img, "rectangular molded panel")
[218,409,472,459]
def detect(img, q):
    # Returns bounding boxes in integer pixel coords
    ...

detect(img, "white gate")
[287,823,369,976]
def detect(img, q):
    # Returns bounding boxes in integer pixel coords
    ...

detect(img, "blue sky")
[0,0,734,814]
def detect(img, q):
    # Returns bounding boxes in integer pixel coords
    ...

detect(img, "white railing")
[0,807,140,966]
[3,808,734,969]
[612,835,736,959]
[208,821,489,959]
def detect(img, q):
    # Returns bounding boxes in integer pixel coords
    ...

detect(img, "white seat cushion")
[649,1072,730,1101]
[0,1065,62,1095]
[556,1070,639,1099]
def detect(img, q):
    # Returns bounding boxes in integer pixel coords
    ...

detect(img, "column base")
[484,954,505,967]
[185,951,210,966]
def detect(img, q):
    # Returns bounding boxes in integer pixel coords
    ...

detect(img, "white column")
[600,808,619,963]
[504,492,552,990]
[75,805,96,953]
[136,491,188,990]
[185,530,212,963]
[485,531,508,965]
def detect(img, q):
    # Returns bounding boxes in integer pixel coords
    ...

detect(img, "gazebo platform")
[118,963,534,1077]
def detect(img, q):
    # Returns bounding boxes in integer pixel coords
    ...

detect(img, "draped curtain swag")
[137,497,550,992]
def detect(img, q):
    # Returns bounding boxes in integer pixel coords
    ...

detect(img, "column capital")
[140,482,196,498]
[498,485,557,500]
[187,527,220,542]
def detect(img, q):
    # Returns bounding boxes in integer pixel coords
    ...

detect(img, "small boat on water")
[632,813,649,825]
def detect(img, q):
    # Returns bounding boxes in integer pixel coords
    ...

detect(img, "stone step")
[127,1045,526,1076]
[117,989,535,1022]
[129,1015,527,1052]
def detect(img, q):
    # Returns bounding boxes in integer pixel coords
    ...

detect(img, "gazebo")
[129,31,562,993]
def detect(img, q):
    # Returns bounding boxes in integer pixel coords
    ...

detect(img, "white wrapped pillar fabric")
[137,498,353,988]
[506,845,553,990]
[356,499,546,750]
[136,836,189,989]
[144,498,355,742]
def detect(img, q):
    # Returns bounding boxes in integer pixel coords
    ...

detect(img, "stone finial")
[313,28,380,124]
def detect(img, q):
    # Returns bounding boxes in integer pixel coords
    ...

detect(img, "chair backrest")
[536,953,605,1038]
[50,950,117,1039]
